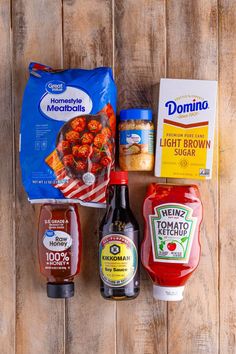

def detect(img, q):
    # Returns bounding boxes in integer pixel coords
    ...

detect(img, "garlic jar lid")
[120,108,152,121]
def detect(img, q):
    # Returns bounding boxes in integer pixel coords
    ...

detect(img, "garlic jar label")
[43,230,72,251]
[149,203,197,263]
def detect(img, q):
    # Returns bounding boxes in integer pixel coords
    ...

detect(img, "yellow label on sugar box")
[155,79,217,179]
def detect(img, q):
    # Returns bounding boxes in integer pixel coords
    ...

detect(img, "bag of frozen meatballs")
[20,62,117,207]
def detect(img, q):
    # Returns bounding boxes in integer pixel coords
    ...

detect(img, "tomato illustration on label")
[167,242,176,251]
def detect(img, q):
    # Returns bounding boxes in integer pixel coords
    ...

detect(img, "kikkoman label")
[149,203,197,263]
[99,234,138,287]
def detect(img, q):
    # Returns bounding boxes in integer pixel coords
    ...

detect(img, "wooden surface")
[0,0,235,353]
[166,2,219,354]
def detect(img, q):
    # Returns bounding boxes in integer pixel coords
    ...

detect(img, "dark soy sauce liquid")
[99,184,140,300]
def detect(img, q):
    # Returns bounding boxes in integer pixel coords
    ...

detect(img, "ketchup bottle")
[99,171,140,300]
[142,184,202,301]
[38,204,82,298]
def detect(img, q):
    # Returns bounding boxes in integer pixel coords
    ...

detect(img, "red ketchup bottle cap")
[109,171,128,185]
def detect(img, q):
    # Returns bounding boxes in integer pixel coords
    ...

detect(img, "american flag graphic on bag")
[53,166,110,206]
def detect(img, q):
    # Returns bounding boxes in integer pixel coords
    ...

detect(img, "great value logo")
[126,133,141,144]
[43,230,72,251]
[165,99,209,116]
[45,80,66,94]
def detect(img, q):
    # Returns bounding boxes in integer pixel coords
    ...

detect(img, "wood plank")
[166,1,219,353]
[218,1,236,353]
[0,1,15,353]
[62,1,115,353]
[12,1,65,353]
[114,1,167,354]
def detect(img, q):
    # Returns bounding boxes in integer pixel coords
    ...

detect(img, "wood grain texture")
[0,0,234,353]
[219,1,236,353]
[115,1,167,353]
[0,1,15,353]
[63,1,115,354]
[63,0,113,69]
[12,1,65,354]
[166,1,219,353]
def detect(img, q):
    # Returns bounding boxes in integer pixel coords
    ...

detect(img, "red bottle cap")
[109,171,128,185]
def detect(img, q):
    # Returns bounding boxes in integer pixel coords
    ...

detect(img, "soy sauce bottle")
[99,171,140,300]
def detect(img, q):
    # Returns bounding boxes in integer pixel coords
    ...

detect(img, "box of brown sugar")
[155,78,217,179]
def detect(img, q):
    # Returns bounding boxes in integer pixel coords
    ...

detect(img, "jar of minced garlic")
[119,108,155,171]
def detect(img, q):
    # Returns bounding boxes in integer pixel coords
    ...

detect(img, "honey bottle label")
[42,218,72,272]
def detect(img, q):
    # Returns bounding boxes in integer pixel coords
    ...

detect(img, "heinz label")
[155,78,217,179]
[149,204,197,263]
